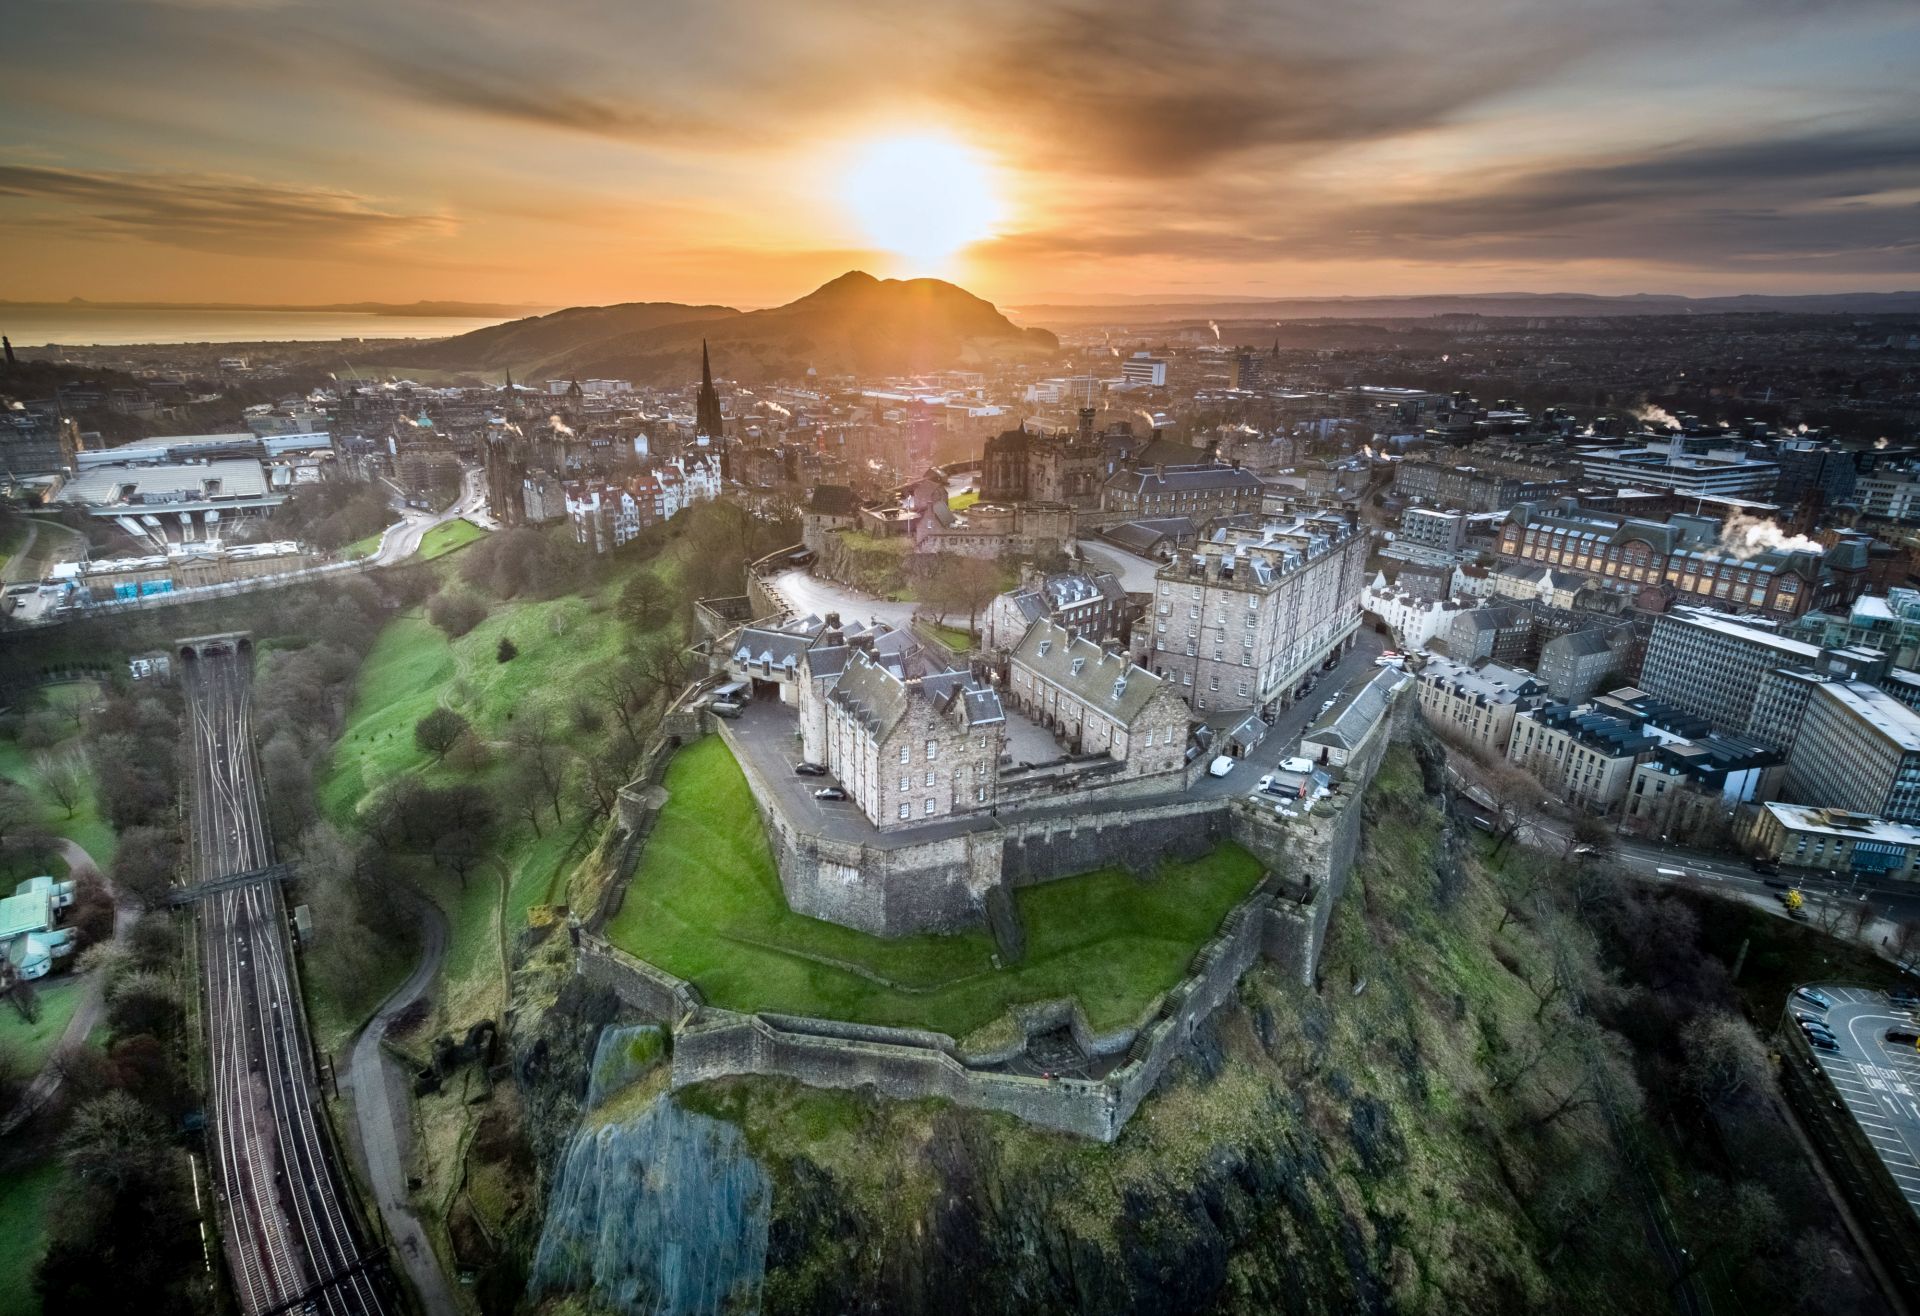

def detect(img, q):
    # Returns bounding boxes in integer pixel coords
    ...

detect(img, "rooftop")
[1817,682,1920,753]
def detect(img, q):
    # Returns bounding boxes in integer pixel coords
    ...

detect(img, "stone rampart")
[577,643,1419,1139]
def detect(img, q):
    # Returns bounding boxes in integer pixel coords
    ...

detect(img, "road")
[343,894,458,1316]
[764,567,923,633]
[371,467,490,565]
[183,640,389,1316]
[1075,539,1161,594]
[1196,625,1389,800]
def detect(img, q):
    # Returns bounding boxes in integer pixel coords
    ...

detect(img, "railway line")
[181,636,389,1316]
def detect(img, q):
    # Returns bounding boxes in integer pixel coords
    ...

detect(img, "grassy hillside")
[659,744,1683,1314]
[0,681,116,873]
[604,736,1264,1038]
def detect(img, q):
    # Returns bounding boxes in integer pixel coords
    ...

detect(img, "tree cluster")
[270,477,396,552]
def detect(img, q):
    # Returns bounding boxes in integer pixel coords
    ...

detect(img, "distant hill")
[1013,290,1920,325]
[371,271,1057,383]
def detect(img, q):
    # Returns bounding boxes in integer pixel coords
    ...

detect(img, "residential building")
[1538,627,1634,704]
[1399,507,1465,553]
[1623,733,1784,840]
[0,875,76,982]
[1490,562,1586,609]
[981,569,1128,652]
[1005,620,1190,779]
[1413,655,1544,756]
[1506,701,1658,815]
[1746,804,1920,881]
[820,648,1006,829]
[1447,604,1532,666]
[1148,515,1370,715]
[1784,681,1920,824]
[1361,576,1473,652]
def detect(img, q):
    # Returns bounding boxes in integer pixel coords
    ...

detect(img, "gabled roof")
[1304,667,1409,750]
[1010,618,1176,727]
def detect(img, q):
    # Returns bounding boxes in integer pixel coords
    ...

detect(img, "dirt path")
[340,893,460,1316]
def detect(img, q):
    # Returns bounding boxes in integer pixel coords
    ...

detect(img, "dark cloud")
[984,123,1920,275]
[0,164,451,253]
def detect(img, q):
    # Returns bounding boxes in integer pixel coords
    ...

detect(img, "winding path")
[341,893,459,1316]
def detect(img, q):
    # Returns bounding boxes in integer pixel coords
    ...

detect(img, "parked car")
[813,786,848,801]
[1749,857,1781,876]
[1208,755,1236,778]
[1794,987,1834,1011]
[1806,1032,1839,1052]
[1794,1014,1835,1037]
[794,762,827,777]
[1885,1027,1919,1046]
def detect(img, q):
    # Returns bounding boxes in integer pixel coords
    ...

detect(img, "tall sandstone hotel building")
[1148,517,1372,715]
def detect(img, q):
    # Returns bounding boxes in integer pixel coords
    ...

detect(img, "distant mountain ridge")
[373,271,1057,384]
[0,298,547,318]
[1013,290,1920,325]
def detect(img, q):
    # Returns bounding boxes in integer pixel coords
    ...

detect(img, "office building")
[1784,682,1920,824]
[1639,608,1825,731]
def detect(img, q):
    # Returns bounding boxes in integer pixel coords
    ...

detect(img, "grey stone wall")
[1001,799,1229,886]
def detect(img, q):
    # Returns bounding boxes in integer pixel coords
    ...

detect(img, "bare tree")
[509,712,570,825]
[34,750,86,819]
[0,779,35,845]
[1680,1011,1773,1109]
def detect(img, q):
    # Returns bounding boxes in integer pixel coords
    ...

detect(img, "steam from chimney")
[1877,436,1892,450]
[1207,320,1221,342]
[548,414,575,438]
[1634,403,1681,432]
[1716,512,1822,560]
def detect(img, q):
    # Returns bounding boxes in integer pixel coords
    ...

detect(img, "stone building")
[1006,620,1191,779]
[1746,803,1920,881]
[979,428,1106,508]
[1447,604,1532,665]
[913,501,1073,560]
[1413,655,1544,756]
[981,568,1129,653]
[1147,516,1370,715]
[802,483,860,554]
[1102,463,1264,522]
[821,648,1006,829]
[1497,500,1867,621]
[1538,626,1635,704]
[1506,701,1657,815]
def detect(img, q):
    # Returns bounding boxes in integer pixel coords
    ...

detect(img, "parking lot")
[1796,983,1920,1216]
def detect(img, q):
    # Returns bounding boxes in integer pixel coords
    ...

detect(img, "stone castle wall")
[572,657,1417,1140]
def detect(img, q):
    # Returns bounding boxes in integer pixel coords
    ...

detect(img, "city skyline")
[3,0,1919,308]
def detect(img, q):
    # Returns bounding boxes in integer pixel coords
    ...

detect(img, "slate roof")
[808,483,858,516]
[1304,667,1410,751]
[1010,618,1173,728]
[1104,463,1263,499]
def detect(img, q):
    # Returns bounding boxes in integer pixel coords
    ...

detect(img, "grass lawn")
[0,978,84,1075]
[948,490,979,512]
[605,737,1264,1038]
[0,1158,63,1315]
[318,575,642,1029]
[417,518,487,561]
[342,528,388,559]
[0,685,116,873]
[0,518,30,574]
[922,623,972,652]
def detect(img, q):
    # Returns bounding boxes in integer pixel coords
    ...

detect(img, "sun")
[838,133,1003,276]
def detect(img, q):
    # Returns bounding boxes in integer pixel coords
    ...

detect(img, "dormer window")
[1038,640,1051,657]
[1070,657,1085,676]
[1112,678,1128,701]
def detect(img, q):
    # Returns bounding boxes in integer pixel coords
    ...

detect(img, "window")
[899,746,910,764]
[924,798,936,816]
[926,740,938,761]
[898,803,910,819]
[976,786,985,802]
[925,771,935,787]
[899,775,909,791]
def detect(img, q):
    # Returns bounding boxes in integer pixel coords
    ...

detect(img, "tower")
[695,340,724,440]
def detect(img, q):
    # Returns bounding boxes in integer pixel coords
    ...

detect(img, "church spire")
[695,338,724,440]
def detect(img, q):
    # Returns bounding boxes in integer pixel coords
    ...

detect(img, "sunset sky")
[3,0,1918,309]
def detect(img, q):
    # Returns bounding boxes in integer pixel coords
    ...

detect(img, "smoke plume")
[1634,404,1681,431]
[1716,512,1821,560]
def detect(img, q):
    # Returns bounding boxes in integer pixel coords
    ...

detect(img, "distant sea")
[1,307,511,348]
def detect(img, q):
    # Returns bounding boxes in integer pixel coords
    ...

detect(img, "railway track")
[181,638,389,1316]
